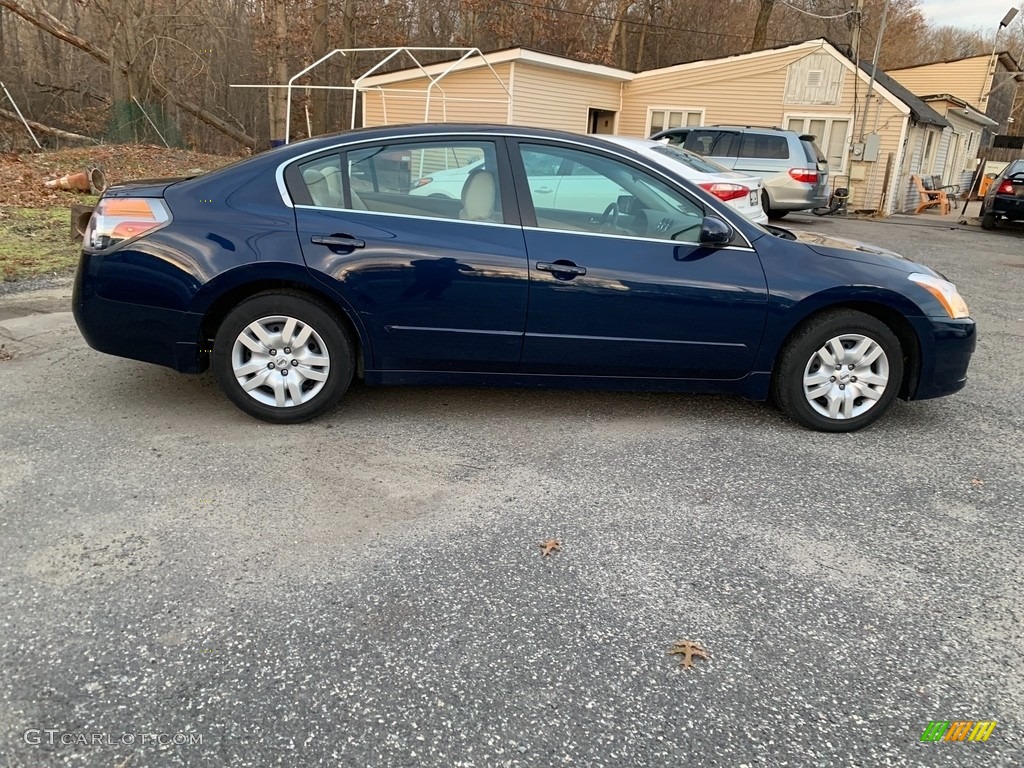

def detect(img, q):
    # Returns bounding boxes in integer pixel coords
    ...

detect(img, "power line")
[776,1,856,20]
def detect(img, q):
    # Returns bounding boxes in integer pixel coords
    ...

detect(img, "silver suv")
[650,125,829,219]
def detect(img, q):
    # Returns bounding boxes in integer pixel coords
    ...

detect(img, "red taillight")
[84,197,170,251]
[788,168,818,183]
[698,182,749,202]
[998,180,1014,195]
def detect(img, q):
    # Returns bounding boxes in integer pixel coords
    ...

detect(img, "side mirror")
[699,216,734,246]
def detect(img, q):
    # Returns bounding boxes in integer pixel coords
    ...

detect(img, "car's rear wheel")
[213,292,354,423]
[981,211,996,230]
[762,190,787,219]
[773,309,903,432]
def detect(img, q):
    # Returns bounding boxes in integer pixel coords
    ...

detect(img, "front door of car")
[510,141,769,379]
[290,138,529,372]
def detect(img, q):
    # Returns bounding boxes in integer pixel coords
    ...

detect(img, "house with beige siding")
[918,95,997,190]
[360,48,629,133]
[887,53,1021,198]
[888,53,1023,136]
[618,42,949,214]
[358,39,953,214]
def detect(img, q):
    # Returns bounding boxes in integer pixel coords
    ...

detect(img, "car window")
[739,134,789,160]
[684,130,740,158]
[335,140,503,222]
[682,129,720,156]
[800,138,826,164]
[523,152,564,176]
[518,143,705,243]
[298,154,345,208]
[659,130,689,146]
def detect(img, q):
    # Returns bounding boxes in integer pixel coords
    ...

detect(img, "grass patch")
[0,206,83,281]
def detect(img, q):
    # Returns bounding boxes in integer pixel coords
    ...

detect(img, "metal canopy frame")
[231,47,511,144]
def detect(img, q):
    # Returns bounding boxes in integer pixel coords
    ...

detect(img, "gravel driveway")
[1,214,1022,767]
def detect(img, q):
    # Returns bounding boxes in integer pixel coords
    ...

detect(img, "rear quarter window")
[801,138,826,164]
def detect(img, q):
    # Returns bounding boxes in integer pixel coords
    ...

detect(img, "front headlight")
[909,273,970,319]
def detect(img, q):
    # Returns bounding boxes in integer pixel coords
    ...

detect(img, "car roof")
[276,123,633,155]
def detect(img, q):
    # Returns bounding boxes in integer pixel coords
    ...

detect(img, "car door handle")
[532,187,554,194]
[311,234,365,248]
[536,261,586,276]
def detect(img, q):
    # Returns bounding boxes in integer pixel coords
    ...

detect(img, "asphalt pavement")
[1,213,1022,767]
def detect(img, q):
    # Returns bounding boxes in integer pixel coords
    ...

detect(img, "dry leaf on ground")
[538,539,562,557]
[668,639,709,670]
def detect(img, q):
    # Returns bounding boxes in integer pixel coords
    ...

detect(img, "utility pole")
[850,0,865,142]
[861,0,888,142]
[850,0,865,62]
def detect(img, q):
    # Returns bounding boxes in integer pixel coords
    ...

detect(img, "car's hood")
[788,229,904,259]
[762,226,941,278]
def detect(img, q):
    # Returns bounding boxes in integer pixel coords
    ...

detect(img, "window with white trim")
[648,109,703,136]
[785,116,850,172]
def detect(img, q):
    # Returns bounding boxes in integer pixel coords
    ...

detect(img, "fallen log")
[0,107,97,143]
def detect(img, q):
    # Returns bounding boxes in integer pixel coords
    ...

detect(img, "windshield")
[650,144,732,174]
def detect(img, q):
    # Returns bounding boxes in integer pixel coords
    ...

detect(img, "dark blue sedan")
[73,124,975,431]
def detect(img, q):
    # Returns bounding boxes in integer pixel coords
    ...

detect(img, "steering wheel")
[599,202,619,232]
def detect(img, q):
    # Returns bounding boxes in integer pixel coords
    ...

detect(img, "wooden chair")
[912,174,949,215]
[929,174,960,205]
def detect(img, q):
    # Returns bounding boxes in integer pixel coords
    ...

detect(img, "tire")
[772,309,903,432]
[981,211,996,230]
[212,291,355,423]
[761,190,788,220]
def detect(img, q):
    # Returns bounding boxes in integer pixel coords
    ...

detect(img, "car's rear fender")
[189,262,373,373]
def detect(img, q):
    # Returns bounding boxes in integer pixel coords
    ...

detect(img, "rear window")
[658,129,689,146]
[800,137,826,164]
[739,134,789,160]
[651,144,731,174]
[684,130,740,158]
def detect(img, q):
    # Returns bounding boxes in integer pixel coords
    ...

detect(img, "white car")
[602,136,768,224]
[410,136,768,225]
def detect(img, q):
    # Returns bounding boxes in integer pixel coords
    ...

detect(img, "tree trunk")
[340,0,356,129]
[267,0,289,144]
[310,0,330,136]
[0,0,256,148]
[0,106,97,142]
[751,0,775,51]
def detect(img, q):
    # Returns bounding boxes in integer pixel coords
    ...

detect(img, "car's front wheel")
[213,291,355,423]
[773,309,903,432]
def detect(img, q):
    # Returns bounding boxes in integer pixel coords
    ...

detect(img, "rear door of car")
[288,136,530,373]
